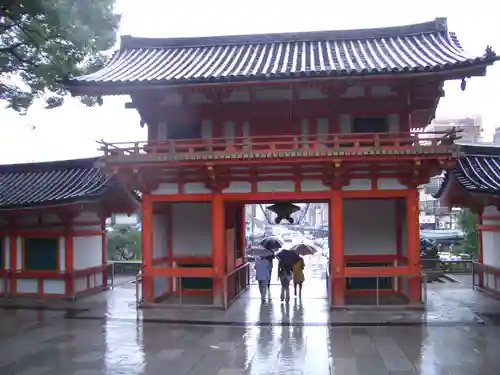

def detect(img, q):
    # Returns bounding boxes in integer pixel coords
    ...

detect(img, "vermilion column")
[65,224,74,297]
[329,188,344,306]
[212,194,225,305]
[406,188,421,304]
[477,212,484,288]
[141,194,154,303]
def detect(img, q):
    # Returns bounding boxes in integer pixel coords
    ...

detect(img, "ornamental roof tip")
[484,45,497,58]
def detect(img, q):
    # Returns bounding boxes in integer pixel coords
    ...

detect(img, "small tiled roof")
[67,18,498,94]
[434,144,500,198]
[0,158,129,210]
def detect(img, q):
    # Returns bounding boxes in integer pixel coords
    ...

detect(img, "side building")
[434,144,500,295]
[0,158,138,298]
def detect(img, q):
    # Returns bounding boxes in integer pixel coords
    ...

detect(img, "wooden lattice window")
[24,238,58,271]
[353,116,388,133]
[168,124,202,140]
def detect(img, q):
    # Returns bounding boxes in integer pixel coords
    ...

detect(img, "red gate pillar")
[212,194,225,306]
[406,188,421,304]
[477,212,484,288]
[141,194,154,303]
[329,188,345,306]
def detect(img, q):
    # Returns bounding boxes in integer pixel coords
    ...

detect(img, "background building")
[426,114,483,143]
[493,127,500,145]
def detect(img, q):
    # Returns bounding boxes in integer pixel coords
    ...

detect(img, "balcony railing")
[99,130,460,162]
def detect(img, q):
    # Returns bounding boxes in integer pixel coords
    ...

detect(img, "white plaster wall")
[73,236,102,270]
[481,206,500,291]
[16,279,37,293]
[223,182,251,194]
[301,180,329,192]
[257,180,295,193]
[342,179,371,191]
[377,178,407,190]
[171,203,211,256]
[153,214,168,259]
[73,212,101,226]
[2,236,9,270]
[43,280,65,294]
[152,213,169,298]
[152,183,179,195]
[16,237,22,270]
[343,199,397,255]
[0,236,5,293]
[75,277,87,293]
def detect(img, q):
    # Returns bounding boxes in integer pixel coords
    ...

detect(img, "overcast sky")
[1,0,499,164]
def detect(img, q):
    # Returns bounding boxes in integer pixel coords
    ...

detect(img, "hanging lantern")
[256,202,311,225]
[266,202,301,224]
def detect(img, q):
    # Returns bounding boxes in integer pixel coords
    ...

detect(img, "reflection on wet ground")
[1,258,500,374]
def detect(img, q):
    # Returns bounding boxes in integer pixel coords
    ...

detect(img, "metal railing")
[440,260,473,274]
[106,262,116,289]
[135,265,145,309]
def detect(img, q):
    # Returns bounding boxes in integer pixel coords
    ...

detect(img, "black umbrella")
[260,236,283,250]
[276,249,301,266]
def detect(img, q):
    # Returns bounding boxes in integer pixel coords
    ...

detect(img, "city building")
[419,175,460,230]
[426,115,483,142]
[493,127,500,145]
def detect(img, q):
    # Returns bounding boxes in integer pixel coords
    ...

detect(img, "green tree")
[458,209,478,256]
[0,0,120,113]
[107,226,141,261]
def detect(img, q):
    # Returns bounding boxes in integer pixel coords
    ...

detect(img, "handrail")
[98,130,461,157]
[222,262,250,309]
[327,272,428,308]
[135,264,146,309]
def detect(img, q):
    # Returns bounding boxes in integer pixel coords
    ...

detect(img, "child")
[292,256,305,298]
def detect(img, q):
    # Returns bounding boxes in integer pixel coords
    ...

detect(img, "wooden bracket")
[204,87,232,103]
[204,165,230,193]
[135,168,160,194]
[322,161,349,190]
[398,160,430,188]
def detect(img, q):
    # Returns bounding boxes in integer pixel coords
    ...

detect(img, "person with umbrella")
[254,255,272,301]
[276,249,301,302]
[292,256,305,298]
[263,254,275,290]
[277,259,293,302]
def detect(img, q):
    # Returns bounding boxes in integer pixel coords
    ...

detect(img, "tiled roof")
[67,18,498,93]
[434,145,500,198]
[0,158,120,210]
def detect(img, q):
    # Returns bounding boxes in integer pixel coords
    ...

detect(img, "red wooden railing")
[472,262,500,297]
[98,130,460,159]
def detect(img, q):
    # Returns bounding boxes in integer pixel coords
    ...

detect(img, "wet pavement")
[1,261,500,374]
